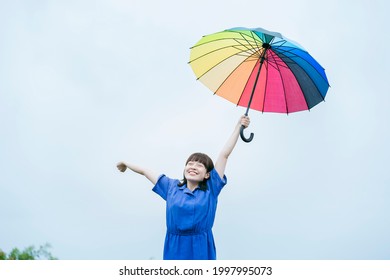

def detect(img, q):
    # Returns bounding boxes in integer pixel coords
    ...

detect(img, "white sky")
[1,0,389,260]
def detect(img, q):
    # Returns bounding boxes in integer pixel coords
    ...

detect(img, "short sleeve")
[152,174,177,201]
[208,168,227,197]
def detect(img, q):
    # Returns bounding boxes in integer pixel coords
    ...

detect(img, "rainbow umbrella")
[189,27,330,142]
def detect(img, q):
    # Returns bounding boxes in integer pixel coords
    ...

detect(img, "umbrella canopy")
[189,27,330,142]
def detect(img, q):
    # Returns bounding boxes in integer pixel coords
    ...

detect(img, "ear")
[205,172,210,179]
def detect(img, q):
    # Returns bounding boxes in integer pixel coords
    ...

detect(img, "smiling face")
[181,153,214,190]
[184,160,210,183]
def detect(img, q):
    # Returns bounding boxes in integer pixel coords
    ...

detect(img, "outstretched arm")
[215,115,250,179]
[117,161,159,185]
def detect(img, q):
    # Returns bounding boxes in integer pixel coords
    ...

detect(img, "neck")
[187,180,199,191]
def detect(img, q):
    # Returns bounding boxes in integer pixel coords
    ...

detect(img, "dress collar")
[178,184,199,194]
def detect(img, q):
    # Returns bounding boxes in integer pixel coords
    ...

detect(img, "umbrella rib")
[191,30,260,49]
[271,41,312,65]
[232,39,258,57]
[234,56,260,110]
[189,43,256,80]
[271,37,329,109]
[230,31,267,112]
[271,39,305,53]
[268,51,290,114]
[190,35,262,80]
[189,41,253,64]
[261,58,269,112]
[189,31,264,80]
[247,31,263,57]
[231,30,263,48]
[228,30,263,58]
[276,45,330,88]
[273,48,327,105]
[271,49,312,111]
[190,31,261,56]
[264,39,297,70]
[215,55,258,101]
[271,40,327,84]
[234,32,259,51]
[266,56,290,71]
[227,30,265,111]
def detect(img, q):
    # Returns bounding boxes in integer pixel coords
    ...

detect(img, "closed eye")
[187,161,205,168]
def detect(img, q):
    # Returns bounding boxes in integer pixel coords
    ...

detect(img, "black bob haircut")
[178,152,214,191]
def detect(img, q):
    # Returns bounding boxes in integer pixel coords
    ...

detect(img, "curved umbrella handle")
[240,125,254,143]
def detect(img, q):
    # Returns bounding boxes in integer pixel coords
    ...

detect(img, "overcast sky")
[1,0,389,260]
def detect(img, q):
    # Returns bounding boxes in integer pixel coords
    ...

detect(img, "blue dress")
[152,168,227,260]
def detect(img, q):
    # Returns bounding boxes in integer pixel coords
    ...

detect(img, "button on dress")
[152,168,227,260]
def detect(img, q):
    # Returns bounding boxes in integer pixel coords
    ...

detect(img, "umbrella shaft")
[245,51,266,116]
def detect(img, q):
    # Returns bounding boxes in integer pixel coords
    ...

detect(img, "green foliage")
[0,243,57,260]
[0,250,6,260]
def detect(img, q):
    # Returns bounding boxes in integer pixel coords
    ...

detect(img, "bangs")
[186,152,214,172]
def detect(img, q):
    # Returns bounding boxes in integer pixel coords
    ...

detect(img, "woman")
[117,115,250,259]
